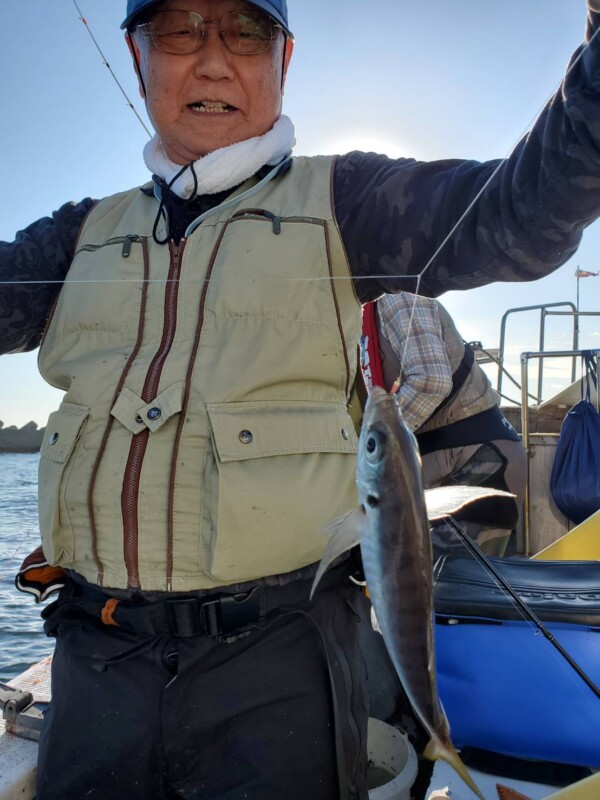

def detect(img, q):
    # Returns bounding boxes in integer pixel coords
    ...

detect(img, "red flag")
[575,269,599,278]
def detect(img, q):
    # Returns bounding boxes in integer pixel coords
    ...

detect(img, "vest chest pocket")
[50,237,147,339]
[207,216,334,323]
[203,401,359,583]
[38,402,90,565]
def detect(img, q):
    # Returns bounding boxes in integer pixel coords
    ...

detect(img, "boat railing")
[497,302,580,402]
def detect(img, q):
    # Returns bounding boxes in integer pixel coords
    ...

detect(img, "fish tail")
[424,736,485,800]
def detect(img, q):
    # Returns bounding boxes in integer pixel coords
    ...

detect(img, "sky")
[1,0,600,426]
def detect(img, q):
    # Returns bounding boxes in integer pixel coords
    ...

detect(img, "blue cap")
[121,1,292,37]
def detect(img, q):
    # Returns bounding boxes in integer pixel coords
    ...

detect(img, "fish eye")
[364,429,386,461]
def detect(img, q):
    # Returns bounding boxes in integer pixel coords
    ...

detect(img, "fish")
[311,385,499,800]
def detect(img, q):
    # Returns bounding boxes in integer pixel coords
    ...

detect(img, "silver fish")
[312,386,500,800]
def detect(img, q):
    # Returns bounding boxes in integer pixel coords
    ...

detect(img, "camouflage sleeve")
[334,9,600,303]
[0,198,96,354]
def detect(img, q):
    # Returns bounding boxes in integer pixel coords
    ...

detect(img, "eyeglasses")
[136,9,282,56]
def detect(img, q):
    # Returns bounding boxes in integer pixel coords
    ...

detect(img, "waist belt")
[42,569,343,639]
[416,404,520,456]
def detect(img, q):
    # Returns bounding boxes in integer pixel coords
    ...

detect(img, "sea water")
[0,452,54,681]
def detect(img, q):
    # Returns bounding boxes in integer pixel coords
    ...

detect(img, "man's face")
[129,0,293,164]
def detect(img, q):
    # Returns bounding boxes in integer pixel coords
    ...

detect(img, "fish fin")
[424,736,485,800]
[310,507,366,600]
[496,785,533,800]
[425,484,517,529]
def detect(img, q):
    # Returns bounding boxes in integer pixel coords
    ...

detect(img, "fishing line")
[0,280,182,286]
[0,274,423,286]
[441,513,600,701]
[397,21,600,373]
[3,11,599,293]
[70,0,152,138]
[401,26,600,677]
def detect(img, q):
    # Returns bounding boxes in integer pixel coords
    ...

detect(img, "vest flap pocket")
[206,401,358,463]
[41,402,90,463]
[203,401,359,583]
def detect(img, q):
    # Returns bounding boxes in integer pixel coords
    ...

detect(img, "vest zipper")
[165,220,232,589]
[87,237,151,586]
[122,239,186,588]
[74,235,143,257]
[231,212,325,232]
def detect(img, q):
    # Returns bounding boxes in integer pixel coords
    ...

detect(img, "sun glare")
[311,133,408,159]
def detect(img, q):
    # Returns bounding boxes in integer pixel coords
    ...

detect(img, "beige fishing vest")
[37,156,361,591]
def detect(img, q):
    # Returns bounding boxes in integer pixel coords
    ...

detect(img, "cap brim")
[121,0,162,30]
[243,0,293,36]
[121,0,292,36]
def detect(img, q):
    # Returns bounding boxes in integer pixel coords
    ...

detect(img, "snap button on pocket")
[341,428,350,441]
[239,430,253,444]
[135,414,143,425]
[147,407,162,421]
[49,432,59,445]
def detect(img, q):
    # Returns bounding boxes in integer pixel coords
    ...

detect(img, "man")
[4,1,600,797]
[362,293,527,555]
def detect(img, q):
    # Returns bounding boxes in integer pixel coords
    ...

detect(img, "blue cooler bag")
[434,555,600,767]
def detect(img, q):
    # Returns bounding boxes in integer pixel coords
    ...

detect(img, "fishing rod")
[70,0,152,138]
[443,514,600,701]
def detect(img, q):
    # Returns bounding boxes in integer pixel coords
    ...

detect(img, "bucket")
[367,718,418,800]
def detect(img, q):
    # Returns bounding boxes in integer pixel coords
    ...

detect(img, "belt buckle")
[215,588,261,636]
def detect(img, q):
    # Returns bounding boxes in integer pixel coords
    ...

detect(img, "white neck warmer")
[143,114,296,199]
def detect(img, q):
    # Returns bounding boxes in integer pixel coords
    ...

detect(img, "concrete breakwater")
[0,421,44,453]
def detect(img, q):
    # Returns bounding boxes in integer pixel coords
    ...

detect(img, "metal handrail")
[497,303,578,402]
[520,349,600,555]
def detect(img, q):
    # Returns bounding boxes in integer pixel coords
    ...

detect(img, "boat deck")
[0,657,51,800]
